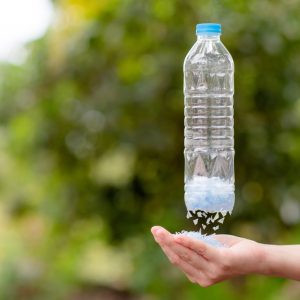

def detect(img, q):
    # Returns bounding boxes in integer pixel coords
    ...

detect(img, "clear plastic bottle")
[184,23,234,215]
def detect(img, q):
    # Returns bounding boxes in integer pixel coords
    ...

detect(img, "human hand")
[151,226,265,287]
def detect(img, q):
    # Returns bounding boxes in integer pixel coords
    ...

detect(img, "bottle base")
[185,176,235,212]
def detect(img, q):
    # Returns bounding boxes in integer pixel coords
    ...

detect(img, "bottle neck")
[196,34,221,41]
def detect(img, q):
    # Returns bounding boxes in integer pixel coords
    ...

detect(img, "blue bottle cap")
[196,23,222,35]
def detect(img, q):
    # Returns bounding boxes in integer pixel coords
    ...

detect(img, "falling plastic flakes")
[213,212,219,222]
[221,210,227,217]
[186,211,192,219]
[186,210,230,235]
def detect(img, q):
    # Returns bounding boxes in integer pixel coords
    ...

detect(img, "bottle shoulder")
[184,40,234,71]
[183,42,199,68]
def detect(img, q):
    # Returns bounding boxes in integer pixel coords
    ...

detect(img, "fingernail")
[151,226,159,235]
[151,227,163,242]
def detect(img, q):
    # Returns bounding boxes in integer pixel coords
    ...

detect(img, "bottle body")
[184,29,234,214]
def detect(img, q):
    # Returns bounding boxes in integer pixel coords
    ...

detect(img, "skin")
[151,226,300,287]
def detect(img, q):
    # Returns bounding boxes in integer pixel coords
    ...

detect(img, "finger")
[174,235,220,261]
[162,246,208,286]
[152,228,209,284]
[154,228,208,266]
[154,229,209,270]
[171,241,208,268]
[151,226,162,236]
[159,244,199,280]
[170,240,208,268]
[152,227,173,246]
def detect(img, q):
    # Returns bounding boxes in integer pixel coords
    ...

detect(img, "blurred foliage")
[0,0,300,299]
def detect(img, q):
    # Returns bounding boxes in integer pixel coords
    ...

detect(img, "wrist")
[248,242,270,275]
[255,243,275,276]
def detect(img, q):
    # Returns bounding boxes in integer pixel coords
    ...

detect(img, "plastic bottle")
[183,23,234,215]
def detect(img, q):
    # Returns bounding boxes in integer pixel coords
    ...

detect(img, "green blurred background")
[0,0,300,299]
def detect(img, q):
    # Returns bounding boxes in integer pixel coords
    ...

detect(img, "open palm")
[151,226,263,287]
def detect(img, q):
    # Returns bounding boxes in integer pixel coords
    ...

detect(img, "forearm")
[258,244,300,280]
